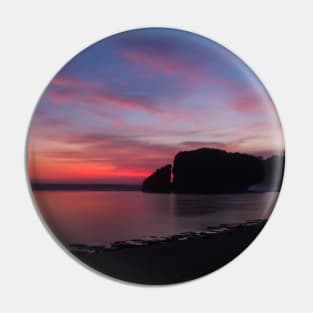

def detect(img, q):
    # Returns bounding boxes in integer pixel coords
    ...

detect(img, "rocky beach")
[69,219,266,284]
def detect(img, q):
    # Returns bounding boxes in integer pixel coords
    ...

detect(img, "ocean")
[33,190,279,245]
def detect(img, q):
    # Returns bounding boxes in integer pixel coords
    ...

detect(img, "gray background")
[0,0,312,312]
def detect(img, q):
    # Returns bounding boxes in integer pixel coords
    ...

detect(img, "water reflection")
[33,191,278,245]
[173,193,278,216]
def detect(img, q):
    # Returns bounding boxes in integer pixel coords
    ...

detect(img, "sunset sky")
[28,28,284,184]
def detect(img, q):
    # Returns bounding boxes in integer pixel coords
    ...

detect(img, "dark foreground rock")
[70,220,266,285]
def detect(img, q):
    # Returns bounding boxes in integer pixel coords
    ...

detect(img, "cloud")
[28,130,176,183]
[229,92,270,113]
[120,50,193,76]
[28,125,284,183]
[45,75,161,113]
[28,29,284,183]
[119,49,234,89]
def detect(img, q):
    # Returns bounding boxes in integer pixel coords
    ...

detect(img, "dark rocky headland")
[142,148,284,193]
[141,164,172,193]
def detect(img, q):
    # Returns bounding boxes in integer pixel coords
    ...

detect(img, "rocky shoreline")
[69,219,267,284]
[69,219,266,255]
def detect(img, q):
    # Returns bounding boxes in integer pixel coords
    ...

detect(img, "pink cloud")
[46,75,161,113]
[121,50,186,76]
[229,92,272,113]
[119,49,276,117]
[120,49,212,89]
[28,122,284,184]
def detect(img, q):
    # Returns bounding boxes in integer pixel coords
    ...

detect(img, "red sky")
[28,28,284,184]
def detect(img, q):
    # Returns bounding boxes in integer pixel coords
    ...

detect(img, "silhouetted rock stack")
[172,148,264,193]
[142,148,268,194]
[142,164,172,193]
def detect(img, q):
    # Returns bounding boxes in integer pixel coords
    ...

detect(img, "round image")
[27,28,284,284]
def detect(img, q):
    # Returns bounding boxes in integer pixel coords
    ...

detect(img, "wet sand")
[70,220,266,285]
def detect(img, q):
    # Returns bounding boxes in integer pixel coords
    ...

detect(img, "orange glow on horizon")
[28,153,152,184]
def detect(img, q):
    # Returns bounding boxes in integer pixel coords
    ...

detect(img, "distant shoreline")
[30,183,142,191]
[31,183,277,193]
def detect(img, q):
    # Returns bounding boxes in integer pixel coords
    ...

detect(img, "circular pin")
[27,28,284,285]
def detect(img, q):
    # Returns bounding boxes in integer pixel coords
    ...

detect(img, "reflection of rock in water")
[172,194,221,216]
[172,193,279,222]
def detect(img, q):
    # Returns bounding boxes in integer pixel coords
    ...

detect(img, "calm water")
[33,191,279,245]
